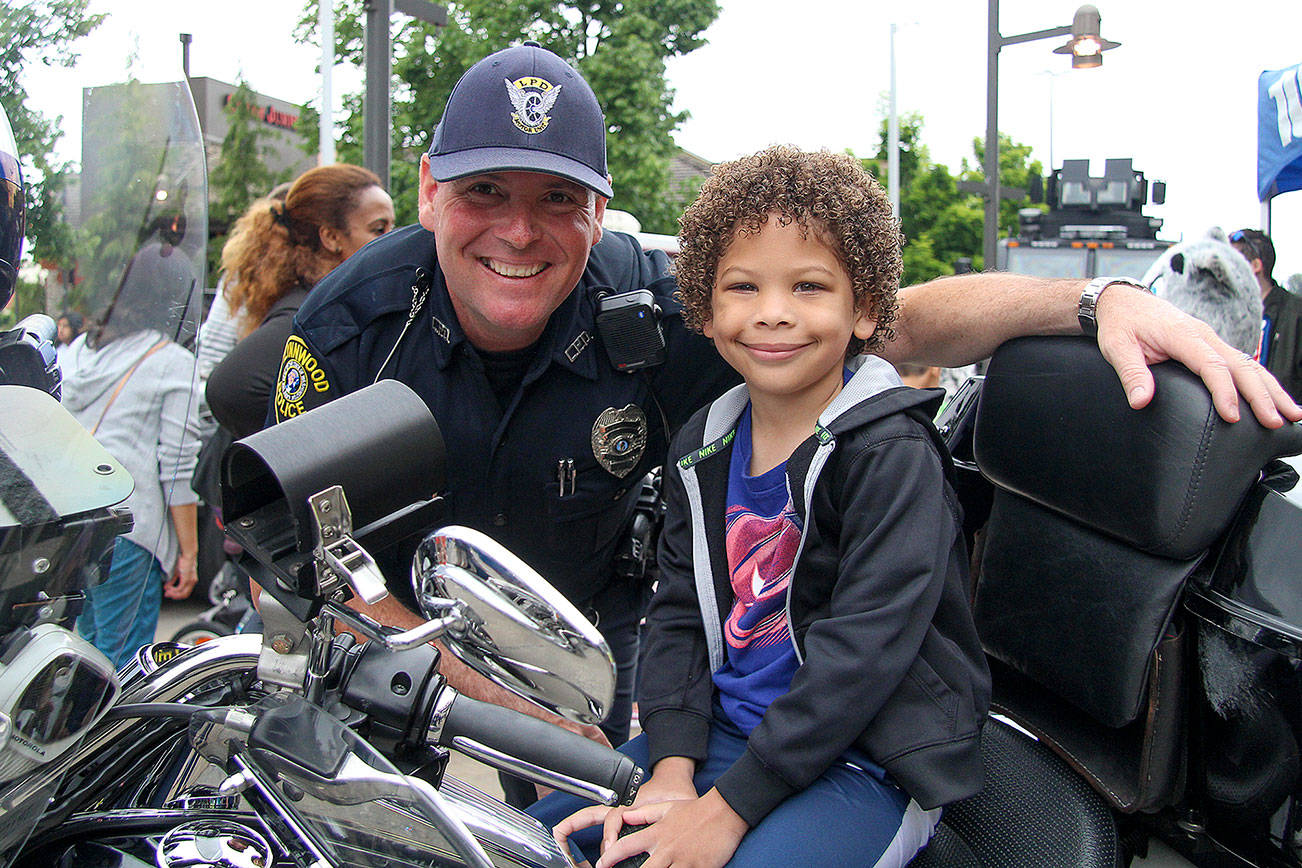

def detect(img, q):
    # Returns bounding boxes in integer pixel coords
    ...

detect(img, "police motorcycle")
[909,335,1302,868]
[0,67,645,868]
[1,378,643,868]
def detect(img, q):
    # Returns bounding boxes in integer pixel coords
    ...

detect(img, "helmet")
[0,102,25,311]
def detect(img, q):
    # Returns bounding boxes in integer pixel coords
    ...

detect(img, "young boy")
[535,146,990,867]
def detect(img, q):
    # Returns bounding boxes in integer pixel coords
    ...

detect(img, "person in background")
[55,310,84,377]
[206,165,393,439]
[62,239,203,668]
[893,362,942,390]
[1231,228,1302,401]
[195,182,293,387]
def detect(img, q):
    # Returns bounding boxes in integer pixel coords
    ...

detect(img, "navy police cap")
[426,42,613,199]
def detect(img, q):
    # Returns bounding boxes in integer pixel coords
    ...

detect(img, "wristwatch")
[1078,277,1145,336]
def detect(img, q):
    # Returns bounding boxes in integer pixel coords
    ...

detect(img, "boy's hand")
[592,788,747,868]
[552,758,698,861]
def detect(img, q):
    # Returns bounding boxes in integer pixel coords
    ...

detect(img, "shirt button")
[493,513,507,527]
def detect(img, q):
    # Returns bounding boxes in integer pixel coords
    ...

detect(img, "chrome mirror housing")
[412,526,615,726]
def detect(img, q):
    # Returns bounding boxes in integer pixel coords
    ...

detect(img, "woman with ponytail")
[206,164,393,438]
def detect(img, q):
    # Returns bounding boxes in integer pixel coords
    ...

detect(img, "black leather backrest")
[974,336,1302,560]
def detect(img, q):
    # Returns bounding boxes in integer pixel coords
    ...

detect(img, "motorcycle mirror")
[412,526,616,726]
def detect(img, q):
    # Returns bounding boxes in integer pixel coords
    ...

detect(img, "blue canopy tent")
[1259,62,1302,229]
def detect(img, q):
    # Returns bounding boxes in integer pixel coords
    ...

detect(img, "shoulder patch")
[275,335,331,421]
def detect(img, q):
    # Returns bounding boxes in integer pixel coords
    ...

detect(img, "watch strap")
[1078,277,1144,336]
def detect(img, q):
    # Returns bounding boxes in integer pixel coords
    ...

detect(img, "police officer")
[274,45,734,805]
[273,42,1298,805]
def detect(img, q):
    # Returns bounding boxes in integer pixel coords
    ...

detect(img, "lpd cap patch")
[505,77,562,134]
[591,405,647,478]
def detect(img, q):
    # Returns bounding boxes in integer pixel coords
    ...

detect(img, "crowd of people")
[41,39,1300,867]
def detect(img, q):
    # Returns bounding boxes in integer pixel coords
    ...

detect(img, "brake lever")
[322,598,468,651]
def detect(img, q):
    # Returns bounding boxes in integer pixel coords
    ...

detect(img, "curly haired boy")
[535,145,990,868]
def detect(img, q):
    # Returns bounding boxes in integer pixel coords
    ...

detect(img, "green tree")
[297,0,718,234]
[958,132,1043,257]
[0,0,105,309]
[208,79,284,275]
[871,113,1040,283]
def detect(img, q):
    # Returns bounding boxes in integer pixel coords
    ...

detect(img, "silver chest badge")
[592,405,647,478]
[505,76,562,134]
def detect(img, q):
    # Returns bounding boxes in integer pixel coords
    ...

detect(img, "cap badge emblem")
[505,77,562,134]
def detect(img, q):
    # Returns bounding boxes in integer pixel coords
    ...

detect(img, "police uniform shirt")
[273,224,738,609]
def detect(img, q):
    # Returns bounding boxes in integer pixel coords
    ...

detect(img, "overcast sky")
[25,0,1302,279]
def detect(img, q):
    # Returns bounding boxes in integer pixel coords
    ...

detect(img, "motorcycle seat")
[965,336,1302,813]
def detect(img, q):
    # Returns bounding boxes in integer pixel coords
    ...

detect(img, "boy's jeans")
[528,704,939,867]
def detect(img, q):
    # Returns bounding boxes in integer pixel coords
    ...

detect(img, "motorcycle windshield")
[238,694,568,868]
[54,70,208,660]
[0,64,207,866]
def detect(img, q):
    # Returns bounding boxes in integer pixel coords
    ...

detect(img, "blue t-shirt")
[713,404,802,734]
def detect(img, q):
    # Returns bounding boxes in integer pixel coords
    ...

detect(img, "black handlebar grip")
[436,693,643,805]
[610,823,651,868]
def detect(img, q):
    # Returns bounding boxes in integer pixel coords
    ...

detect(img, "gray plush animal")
[1141,227,1263,356]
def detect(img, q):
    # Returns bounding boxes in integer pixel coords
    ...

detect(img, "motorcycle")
[913,335,1302,868]
[0,375,644,868]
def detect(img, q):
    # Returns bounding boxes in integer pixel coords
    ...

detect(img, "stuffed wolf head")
[1142,227,1263,356]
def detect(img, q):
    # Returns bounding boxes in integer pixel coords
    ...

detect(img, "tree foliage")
[870,112,1041,284]
[208,79,285,275]
[297,0,718,234]
[0,0,105,274]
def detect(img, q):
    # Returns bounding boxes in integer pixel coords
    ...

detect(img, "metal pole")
[320,0,336,165]
[363,0,392,188]
[1047,74,1055,171]
[179,33,192,79]
[983,0,1001,270]
[888,23,900,219]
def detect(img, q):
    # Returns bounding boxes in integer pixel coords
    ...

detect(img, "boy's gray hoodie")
[62,330,202,572]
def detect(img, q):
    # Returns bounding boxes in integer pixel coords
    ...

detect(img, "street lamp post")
[363,0,448,188]
[889,22,900,219]
[981,1,1118,269]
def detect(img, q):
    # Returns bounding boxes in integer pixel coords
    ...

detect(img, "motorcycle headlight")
[0,624,119,783]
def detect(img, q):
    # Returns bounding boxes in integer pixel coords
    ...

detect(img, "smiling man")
[272,46,736,802]
[273,41,1298,808]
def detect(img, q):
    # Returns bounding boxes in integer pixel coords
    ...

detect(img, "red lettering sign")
[222,93,298,130]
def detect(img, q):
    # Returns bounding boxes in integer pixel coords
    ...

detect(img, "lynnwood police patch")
[275,335,330,419]
[591,405,647,478]
[505,76,562,134]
